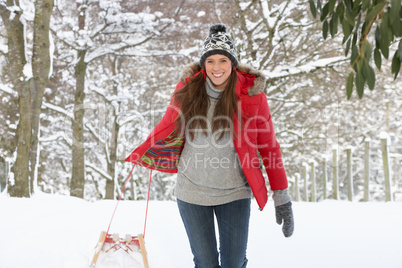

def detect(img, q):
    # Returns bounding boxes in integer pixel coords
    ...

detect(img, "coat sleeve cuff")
[272,189,291,207]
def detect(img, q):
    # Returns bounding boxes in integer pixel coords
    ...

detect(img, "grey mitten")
[273,189,294,238]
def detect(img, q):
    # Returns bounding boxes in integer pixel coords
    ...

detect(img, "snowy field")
[1,192,402,268]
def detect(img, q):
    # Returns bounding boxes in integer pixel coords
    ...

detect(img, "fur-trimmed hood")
[180,62,266,97]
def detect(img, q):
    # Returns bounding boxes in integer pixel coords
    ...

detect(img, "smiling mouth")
[213,73,224,78]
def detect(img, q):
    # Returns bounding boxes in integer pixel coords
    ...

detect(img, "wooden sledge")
[90,166,152,268]
[90,231,149,268]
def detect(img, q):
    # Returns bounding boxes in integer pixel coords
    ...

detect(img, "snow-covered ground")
[1,192,401,268]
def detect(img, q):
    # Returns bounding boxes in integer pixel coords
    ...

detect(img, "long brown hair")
[173,69,239,141]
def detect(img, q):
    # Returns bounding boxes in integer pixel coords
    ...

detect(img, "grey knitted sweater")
[175,78,252,206]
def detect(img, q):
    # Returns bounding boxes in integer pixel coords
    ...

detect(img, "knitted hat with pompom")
[199,24,238,68]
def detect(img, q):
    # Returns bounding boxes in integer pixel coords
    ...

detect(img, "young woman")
[126,24,294,268]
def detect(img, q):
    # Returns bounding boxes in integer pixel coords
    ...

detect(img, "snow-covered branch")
[86,163,112,180]
[39,133,73,148]
[85,26,170,63]
[0,84,14,95]
[85,122,106,146]
[264,56,348,80]
[50,28,78,50]
[42,102,74,120]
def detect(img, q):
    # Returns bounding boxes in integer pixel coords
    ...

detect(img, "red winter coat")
[125,63,288,210]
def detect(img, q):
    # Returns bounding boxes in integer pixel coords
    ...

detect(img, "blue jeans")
[177,198,250,268]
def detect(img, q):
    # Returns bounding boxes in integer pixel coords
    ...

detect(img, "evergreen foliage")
[309,0,402,99]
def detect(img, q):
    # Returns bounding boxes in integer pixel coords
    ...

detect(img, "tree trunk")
[105,107,119,199]
[70,3,87,198]
[71,49,86,198]
[1,1,30,197]
[29,0,54,194]
[105,57,120,199]
[12,81,31,197]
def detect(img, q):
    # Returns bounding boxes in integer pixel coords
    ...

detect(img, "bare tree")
[0,0,53,197]
[49,0,174,198]
[70,1,87,198]
[29,0,54,194]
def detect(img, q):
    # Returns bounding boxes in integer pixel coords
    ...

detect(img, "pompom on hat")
[199,24,238,68]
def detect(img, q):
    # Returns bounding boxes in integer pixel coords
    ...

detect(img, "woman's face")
[205,54,232,90]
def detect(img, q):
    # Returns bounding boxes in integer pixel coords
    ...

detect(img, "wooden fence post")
[310,161,316,202]
[332,147,339,200]
[303,164,308,202]
[346,147,353,201]
[323,157,327,200]
[288,180,294,200]
[294,174,301,201]
[363,140,370,201]
[381,133,392,201]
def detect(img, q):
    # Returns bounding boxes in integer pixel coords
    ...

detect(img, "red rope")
[106,165,136,236]
[143,169,153,239]
[105,165,153,241]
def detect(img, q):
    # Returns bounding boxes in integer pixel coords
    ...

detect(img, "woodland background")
[0,0,401,202]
